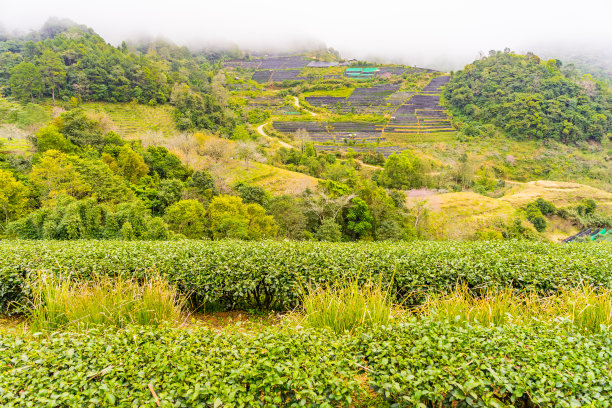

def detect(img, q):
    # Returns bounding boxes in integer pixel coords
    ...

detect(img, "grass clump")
[300,279,394,334]
[28,272,185,331]
[422,284,612,333]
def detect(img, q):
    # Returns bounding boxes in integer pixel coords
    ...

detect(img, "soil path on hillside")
[292,96,317,116]
[257,122,294,149]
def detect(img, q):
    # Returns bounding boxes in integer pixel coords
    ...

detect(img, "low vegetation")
[27,273,184,331]
[1,240,611,314]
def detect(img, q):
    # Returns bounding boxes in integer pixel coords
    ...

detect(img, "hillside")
[0,21,610,243]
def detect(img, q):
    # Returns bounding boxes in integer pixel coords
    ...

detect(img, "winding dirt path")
[257,122,294,149]
[292,96,317,116]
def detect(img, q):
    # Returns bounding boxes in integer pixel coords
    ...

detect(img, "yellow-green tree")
[30,149,91,203]
[208,195,277,240]
[0,169,30,225]
[116,145,149,183]
[164,199,207,238]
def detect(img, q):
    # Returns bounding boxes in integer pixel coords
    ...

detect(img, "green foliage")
[171,84,234,133]
[164,199,207,238]
[57,109,107,150]
[34,124,75,153]
[315,218,343,242]
[534,197,556,215]
[0,326,361,407]
[0,240,611,313]
[9,62,42,102]
[188,170,218,198]
[28,273,184,331]
[526,202,547,232]
[234,181,268,207]
[445,52,612,143]
[143,146,191,181]
[0,168,30,225]
[115,145,149,183]
[1,319,612,406]
[207,195,277,240]
[300,279,392,334]
[363,321,612,406]
[7,196,167,240]
[267,195,309,240]
[378,150,429,189]
[344,197,373,239]
[6,103,49,127]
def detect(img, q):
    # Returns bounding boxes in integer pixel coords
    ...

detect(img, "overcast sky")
[1,0,612,70]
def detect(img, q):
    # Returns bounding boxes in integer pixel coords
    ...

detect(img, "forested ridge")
[444,50,612,143]
[0,18,237,133]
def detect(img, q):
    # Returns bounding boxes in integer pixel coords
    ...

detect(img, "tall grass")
[300,279,393,334]
[28,272,185,331]
[422,284,612,333]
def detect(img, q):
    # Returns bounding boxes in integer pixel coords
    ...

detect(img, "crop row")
[1,321,611,407]
[0,240,611,313]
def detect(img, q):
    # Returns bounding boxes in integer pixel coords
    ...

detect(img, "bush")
[1,322,612,407]
[0,240,611,313]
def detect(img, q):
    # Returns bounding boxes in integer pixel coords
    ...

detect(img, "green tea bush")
[0,240,611,313]
[1,323,611,407]
[0,327,361,407]
[363,322,612,407]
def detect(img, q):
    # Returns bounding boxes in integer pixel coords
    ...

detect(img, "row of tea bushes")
[1,240,611,312]
[1,322,611,407]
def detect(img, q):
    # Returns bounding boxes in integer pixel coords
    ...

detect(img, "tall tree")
[9,62,42,103]
[39,49,66,105]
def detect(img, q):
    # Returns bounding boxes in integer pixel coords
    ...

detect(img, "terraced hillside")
[81,102,176,136]
[383,75,455,142]
[271,75,456,156]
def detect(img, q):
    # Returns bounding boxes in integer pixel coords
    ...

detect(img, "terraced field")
[82,102,176,136]
[384,75,455,135]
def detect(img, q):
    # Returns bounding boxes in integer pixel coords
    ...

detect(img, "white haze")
[1,0,612,71]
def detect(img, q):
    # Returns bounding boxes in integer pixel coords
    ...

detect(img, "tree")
[315,219,342,242]
[267,195,308,240]
[35,124,75,153]
[234,141,260,169]
[189,170,218,197]
[152,178,184,214]
[116,145,149,183]
[379,150,428,189]
[9,62,42,103]
[57,109,106,150]
[30,150,91,202]
[164,199,207,238]
[39,49,66,105]
[345,197,373,239]
[295,128,311,153]
[144,146,191,180]
[207,195,277,240]
[235,182,268,207]
[0,169,30,225]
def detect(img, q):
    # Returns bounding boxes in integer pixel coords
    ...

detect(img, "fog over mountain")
[2,0,612,70]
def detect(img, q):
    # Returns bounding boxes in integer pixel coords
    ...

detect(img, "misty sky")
[2,0,612,70]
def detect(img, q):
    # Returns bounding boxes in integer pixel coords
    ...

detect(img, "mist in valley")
[2,0,612,71]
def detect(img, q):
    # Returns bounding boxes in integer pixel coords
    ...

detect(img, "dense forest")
[0,18,237,133]
[444,50,612,143]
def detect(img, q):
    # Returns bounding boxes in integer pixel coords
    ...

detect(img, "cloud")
[2,0,611,70]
